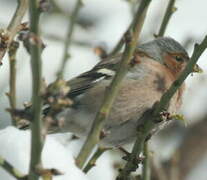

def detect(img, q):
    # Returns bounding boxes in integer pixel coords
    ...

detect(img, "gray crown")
[137,37,189,63]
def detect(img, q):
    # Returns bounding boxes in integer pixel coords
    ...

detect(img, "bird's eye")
[175,56,184,62]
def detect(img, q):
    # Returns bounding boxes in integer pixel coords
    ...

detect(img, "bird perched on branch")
[49,37,200,146]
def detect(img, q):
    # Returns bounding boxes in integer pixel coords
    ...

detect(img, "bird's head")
[136,37,201,77]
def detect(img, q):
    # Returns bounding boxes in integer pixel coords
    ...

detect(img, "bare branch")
[108,0,152,57]
[0,0,28,64]
[83,147,111,173]
[56,0,82,80]
[0,156,27,180]
[6,41,19,126]
[157,0,177,37]
[142,142,151,180]
[28,0,44,180]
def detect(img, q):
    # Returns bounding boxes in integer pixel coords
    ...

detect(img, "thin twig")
[44,33,91,47]
[0,0,28,64]
[83,147,111,173]
[108,0,151,57]
[117,36,207,180]
[142,142,150,180]
[108,37,125,58]
[56,0,82,79]
[157,0,177,37]
[0,156,27,180]
[7,41,19,126]
[76,0,152,169]
[28,0,44,180]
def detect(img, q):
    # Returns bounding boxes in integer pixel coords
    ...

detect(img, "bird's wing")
[67,54,122,98]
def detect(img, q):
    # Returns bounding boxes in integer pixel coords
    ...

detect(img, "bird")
[50,37,197,147]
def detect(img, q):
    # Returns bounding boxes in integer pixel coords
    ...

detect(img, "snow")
[0,127,88,180]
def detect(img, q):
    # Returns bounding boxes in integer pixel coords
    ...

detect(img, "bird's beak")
[193,64,203,73]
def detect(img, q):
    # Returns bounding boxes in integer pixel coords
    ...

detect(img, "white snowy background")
[0,0,207,179]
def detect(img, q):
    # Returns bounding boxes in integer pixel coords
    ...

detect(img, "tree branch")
[117,35,207,180]
[56,0,82,80]
[76,0,152,169]
[0,156,27,180]
[83,147,111,173]
[157,0,177,37]
[142,142,150,180]
[28,0,44,180]
[108,0,151,57]
[7,41,19,126]
[0,0,28,64]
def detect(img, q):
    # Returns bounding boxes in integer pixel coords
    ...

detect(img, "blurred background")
[0,0,207,179]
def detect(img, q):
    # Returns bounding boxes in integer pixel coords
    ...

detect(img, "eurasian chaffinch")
[54,37,196,147]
